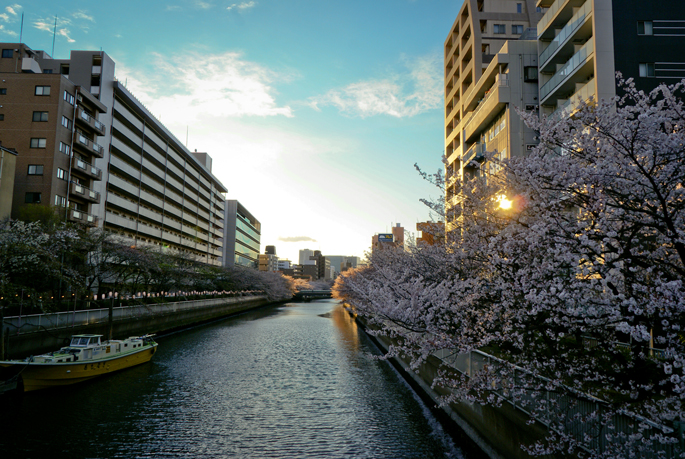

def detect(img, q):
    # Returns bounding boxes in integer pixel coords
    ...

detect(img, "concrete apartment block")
[223,199,260,268]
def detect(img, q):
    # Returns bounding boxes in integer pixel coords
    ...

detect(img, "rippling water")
[0,300,472,458]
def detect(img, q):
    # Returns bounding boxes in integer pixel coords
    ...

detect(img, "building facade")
[0,43,227,265]
[223,199,260,268]
[0,144,17,220]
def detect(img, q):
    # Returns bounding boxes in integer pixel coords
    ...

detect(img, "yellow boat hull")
[0,344,157,392]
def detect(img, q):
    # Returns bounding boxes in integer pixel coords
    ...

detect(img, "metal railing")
[432,348,680,458]
[3,294,268,335]
[465,73,509,131]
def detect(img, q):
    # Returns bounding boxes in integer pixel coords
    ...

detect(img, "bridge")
[293,290,333,301]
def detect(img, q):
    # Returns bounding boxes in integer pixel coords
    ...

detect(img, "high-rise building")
[299,249,316,266]
[0,43,227,265]
[223,199,260,268]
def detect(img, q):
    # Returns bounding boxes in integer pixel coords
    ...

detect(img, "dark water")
[0,300,471,458]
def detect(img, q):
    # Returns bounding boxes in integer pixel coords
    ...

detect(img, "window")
[34,85,51,96]
[32,111,49,122]
[638,21,653,35]
[27,164,44,175]
[1,49,12,58]
[59,141,71,156]
[639,62,655,77]
[517,3,522,13]
[0,88,6,95]
[25,192,41,204]
[61,115,72,129]
[512,24,524,35]
[42,69,53,74]
[524,66,538,82]
[57,167,67,180]
[63,91,74,105]
[30,138,47,148]
[0,114,4,121]
[55,195,67,207]
[493,24,506,34]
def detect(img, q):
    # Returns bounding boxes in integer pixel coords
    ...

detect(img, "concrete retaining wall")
[4,296,275,358]
[355,315,555,459]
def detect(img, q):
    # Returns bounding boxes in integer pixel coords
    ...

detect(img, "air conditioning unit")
[525,104,539,111]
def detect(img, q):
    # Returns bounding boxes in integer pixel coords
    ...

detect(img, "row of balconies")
[75,130,105,158]
[76,107,106,136]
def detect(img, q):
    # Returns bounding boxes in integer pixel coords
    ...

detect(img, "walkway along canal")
[0,299,483,458]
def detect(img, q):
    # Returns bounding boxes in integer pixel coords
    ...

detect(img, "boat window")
[79,337,89,345]
[89,337,99,345]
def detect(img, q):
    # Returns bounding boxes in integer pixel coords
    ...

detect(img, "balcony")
[537,0,587,39]
[76,107,106,136]
[21,57,41,74]
[462,142,486,168]
[72,157,102,181]
[539,1,592,71]
[75,131,105,158]
[540,40,594,104]
[68,209,98,227]
[464,74,510,142]
[70,182,101,204]
[549,78,596,119]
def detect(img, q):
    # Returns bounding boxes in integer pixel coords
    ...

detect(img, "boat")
[0,334,158,392]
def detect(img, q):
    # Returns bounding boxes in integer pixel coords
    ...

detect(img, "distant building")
[265,245,277,255]
[416,221,444,247]
[325,255,360,274]
[223,200,260,268]
[258,253,279,272]
[299,248,316,265]
[0,144,17,220]
[372,223,404,252]
[277,259,291,270]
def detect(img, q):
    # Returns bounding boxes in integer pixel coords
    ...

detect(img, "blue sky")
[1,0,462,263]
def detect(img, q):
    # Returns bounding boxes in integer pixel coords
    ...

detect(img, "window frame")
[1,49,13,58]
[493,24,506,34]
[637,21,653,35]
[32,111,49,122]
[61,115,72,129]
[34,85,51,96]
[639,62,655,77]
[56,167,67,180]
[59,141,72,156]
[30,138,47,149]
[27,164,44,175]
[512,24,524,35]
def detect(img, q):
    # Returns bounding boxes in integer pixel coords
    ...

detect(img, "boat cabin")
[69,335,102,347]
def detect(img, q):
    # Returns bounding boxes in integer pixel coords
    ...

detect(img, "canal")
[0,299,481,458]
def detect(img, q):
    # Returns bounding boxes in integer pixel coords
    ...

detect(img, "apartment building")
[0,43,226,265]
[223,199,260,268]
[0,44,107,227]
[0,144,17,219]
[536,0,685,117]
[443,1,544,229]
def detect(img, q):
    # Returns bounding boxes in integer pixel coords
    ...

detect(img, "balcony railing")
[70,182,101,204]
[75,131,105,158]
[67,208,98,227]
[72,156,102,180]
[77,107,106,135]
[540,40,594,101]
[539,1,592,68]
[536,0,570,38]
[465,73,509,131]
[462,142,486,167]
[549,79,596,120]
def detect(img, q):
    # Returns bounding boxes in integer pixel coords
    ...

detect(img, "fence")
[3,294,268,335]
[432,348,680,458]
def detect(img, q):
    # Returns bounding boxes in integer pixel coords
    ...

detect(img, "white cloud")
[73,11,94,22]
[6,5,20,16]
[116,50,293,124]
[227,1,256,11]
[308,53,442,118]
[195,0,213,8]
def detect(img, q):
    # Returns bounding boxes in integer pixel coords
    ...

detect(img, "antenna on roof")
[51,17,57,57]
[19,13,23,43]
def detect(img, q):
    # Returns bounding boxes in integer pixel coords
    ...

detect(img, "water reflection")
[0,299,467,458]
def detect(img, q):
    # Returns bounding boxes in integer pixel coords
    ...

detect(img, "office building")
[223,199,260,268]
[0,43,227,265]
[299,249,316,266]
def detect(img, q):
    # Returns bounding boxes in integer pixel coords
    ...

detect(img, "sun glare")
[497,195,513,210]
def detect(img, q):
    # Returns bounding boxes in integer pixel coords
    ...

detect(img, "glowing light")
[497,195,513,210]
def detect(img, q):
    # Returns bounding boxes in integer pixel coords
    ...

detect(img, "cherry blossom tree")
[335,78,685,458]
